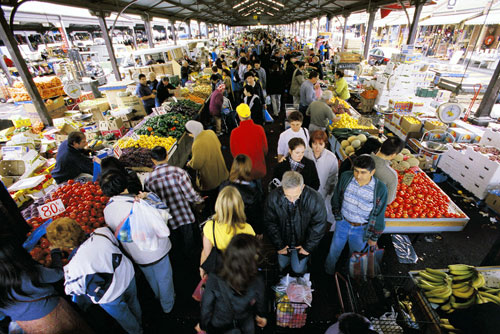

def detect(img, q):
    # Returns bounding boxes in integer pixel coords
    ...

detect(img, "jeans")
[271,94,281,115]
[100,278,143,334]
[278,249,309,275]
[139,254,175,313]
[325,220,367,275]
[181,78,188,87]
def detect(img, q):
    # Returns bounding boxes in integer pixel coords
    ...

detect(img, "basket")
[276,300,309,329]
[335,273,440,334]
[360,89,378,99]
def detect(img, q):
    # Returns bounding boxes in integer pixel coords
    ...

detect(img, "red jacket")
[209,89,223,116]
[230,120,268,180]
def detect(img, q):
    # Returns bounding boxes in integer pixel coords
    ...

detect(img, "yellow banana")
[428,297,448,304]
[441,302,452,311]
[448,264,474,271]
[452,272,474,282]
[452,286,475,299]
[440,324,457,330]
[440,318,450,324]
[419,278,445,287]
[472,274,485,289]
[482,288,500,293]
[425,286,450,297]
[476,294,488,304]
[419,271,446,283]
[449,270,474,276]
[425,268,448,278]
[451,297,476,309]
[452,282,469,289]
[478,291,500,304]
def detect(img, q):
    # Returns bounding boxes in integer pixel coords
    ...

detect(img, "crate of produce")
[400,116,422,133]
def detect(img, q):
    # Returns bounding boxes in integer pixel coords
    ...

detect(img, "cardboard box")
[99,80,135,109]
[79,98,110,113]
[152,64,165,75]
[448,128,473,143]
[60,122,79,135]
[48,106,67,119]
[101,126,127,139]
[400,117,422,133]
[486,193,500,214]
[424,120,447,132]
[116,95,146,115]
[1,146,29,160]
[85,130,101,141]
[55,134,68,144]
[99,118,124,132]
[0,160,25,177]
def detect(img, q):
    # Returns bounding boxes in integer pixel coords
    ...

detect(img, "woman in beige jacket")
[289,61,306,105]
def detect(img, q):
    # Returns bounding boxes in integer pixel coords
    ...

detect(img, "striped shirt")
[341,177,375,224]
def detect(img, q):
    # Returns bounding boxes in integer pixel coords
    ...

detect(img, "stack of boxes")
[439,129,500,199]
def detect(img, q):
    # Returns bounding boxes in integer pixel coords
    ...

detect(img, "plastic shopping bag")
[349,245,384,280]
[129,199,171,251]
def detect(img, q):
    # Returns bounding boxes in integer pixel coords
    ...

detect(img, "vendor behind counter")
[51,131,94,184]
[333,70,350,101]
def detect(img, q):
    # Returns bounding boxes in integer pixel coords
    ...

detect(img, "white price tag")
[157,107,167,115]
[130,132,140,140]
[113,145,123,158]
[37,199,66,219]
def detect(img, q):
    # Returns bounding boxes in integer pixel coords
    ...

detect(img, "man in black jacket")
[264,171,327,275]
[156,76,176,107]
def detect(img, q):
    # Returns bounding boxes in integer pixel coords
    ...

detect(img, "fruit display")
[403,116,421,125]
[192,84,212,99]
[117,135,176,151]
[340,133,368,156]
[185,94,206,105]
[168,99,202,117]
[427,120,445,127]
[25,180,110,267]
[385,168,466,219]
[330,98,351,114]
[329,96,350,109]
[416,264,499,326]
[135,113,190,138]
[328,113,376,131]
[10,76,64,101]
[118,148,154,168]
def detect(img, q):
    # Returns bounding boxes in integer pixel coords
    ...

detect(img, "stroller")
[221,96,238,134]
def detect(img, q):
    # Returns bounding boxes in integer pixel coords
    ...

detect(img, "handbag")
[200,220,223,274]
[192,275,208,302]
[349,245,384,280]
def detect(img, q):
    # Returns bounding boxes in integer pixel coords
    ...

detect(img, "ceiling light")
[267,12,274,16]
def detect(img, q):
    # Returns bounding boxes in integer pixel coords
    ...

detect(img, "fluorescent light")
[267,12,275,16]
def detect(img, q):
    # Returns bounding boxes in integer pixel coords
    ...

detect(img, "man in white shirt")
[277,111,310,162]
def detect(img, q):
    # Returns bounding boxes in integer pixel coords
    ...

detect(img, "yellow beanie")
[236,103,251,118]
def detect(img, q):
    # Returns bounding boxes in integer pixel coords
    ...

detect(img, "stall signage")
[38,199,65,219]
[113,145,123,158]
[402,173,415,186]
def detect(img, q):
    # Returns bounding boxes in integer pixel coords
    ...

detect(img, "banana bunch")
[448,264,484,300]
[439,318,459,332]
[418,268,453,305]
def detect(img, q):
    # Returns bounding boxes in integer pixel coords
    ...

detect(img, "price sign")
[130,132,140,140]
[113,145,123,158]
[358,117,373,127]
[157,107,167,115]
[37,199,66,219]
[402,173,415,186]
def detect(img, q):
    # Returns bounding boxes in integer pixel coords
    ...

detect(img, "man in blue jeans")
[325,155,388,275]
[264,171,327,275]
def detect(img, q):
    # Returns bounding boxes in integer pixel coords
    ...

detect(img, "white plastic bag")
[129,199,171,251]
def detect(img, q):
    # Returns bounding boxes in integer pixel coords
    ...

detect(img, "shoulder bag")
[201,220,223,274]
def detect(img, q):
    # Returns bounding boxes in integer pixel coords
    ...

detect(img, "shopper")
[264,171,327,275]
[46,218,142,334]
[136,73,156,115]
[273,137,320,191]
[306,90,337,133]
[338,138,381,177]
[231,61,243,106]
[148,72,158,92]
[308,130,338,225]
[186,120,229,216]
[299,70,320,122]
[290,61,306,105]
[325,312,377,334]
[253,60,267,93]
[230,103,268,179]
[310,56,324,80]
[0,238,93,334]
[209,75,224,135]
[333,70,350,101]
[52,131,93,184]
[198,234,267,334]
[371,137,404,204]
[277,111,310,162]
[199,186,256,278]
[243,71,264,103]
[238,58,248,83]
[101,169,175,314]
[242,85,264,126]
[267,62,284,116]
[156,76,176,107]
[181,60,189,87]
[220,154,264,235]
[222,69,233,103]
[325,155,388,275]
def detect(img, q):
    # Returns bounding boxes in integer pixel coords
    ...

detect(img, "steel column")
[341,14,348,52]
[325,15,331,33]
[187,21,192,39]
[197,21,201,38]
[132,28,138,49]
[171,20,177,45]
[0,49,13,86]
[0,7,51,125]
[143,18,154,48]
[363,9,377,59]
[474,59,500,119]
[58,16,72,48]
[407,0,424,45]
[97,13,121,82]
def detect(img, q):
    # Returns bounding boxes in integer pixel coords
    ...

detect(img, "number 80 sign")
[37,199,66,219]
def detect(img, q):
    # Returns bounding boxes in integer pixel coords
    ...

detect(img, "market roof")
[0,0,409,26]
[465,2,500,25]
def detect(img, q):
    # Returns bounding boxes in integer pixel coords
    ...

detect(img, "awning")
[419,13,479,26]
[465,5,500,25]
[345,13,369,26]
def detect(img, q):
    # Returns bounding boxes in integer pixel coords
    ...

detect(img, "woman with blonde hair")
[199,186,255,279]
[220,154,263,235]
